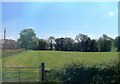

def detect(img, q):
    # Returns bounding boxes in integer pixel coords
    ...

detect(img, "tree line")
[2,28,120,52]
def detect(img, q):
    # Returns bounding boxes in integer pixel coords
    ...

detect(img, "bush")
[46,62,119,84]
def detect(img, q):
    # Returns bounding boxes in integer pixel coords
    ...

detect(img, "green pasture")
[2,50,118,69]
[1,50,119,82]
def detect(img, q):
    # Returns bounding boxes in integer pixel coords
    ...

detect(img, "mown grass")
[2,50,118,69]
[1,50,119,82]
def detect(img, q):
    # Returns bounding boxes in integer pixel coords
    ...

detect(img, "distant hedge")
[46,62,119,84]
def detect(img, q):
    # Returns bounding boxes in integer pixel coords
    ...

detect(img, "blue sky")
[2,2,118,40]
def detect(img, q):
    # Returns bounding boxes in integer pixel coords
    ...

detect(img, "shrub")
[46,62,119,84]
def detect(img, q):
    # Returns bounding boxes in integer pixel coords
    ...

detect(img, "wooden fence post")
[39,66,41,82]
[41,63,45,81]
[18,67,20,84]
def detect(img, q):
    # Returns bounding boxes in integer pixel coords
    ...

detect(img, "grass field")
[2,50,118,69]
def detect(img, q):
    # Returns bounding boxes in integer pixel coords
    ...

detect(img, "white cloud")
[108,11,115,16]
[108,9,118,16]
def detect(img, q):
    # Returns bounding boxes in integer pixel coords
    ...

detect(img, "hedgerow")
[46,62,119,84]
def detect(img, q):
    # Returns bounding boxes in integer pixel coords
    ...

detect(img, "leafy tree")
[48,36,55,50]
[75,34,91,52]
[63,37,74,51]
[55,38,65,51]
[84,37,91,52]
[17,29,38,50]
[55,37,74,51]
[55,38,60,50]
[37,39,48,50]
[75,34,88,43]
[97,34,112,52]
[115,36,120,51]
[73,42,81,51]
[31,37,39,50]
[89,39,98,52]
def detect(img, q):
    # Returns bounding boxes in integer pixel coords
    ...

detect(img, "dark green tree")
[89,39,98,52]
[37,39,48,50]
[55,38,65,51]
[115,36,120,51]
[97,34,112,52]
[75,34,91,52]
[63,37,74,51]
[48,36,55,50]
